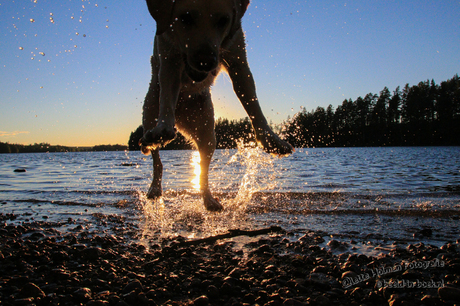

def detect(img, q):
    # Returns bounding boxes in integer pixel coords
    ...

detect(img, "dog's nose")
[193,47,218,72]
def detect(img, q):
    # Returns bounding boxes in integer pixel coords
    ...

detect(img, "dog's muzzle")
[184,47,218,82]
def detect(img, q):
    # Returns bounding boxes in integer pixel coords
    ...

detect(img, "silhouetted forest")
[4,75,458,154]
[281,74,460,147]
[0,142,127,154]
[129,75,459,150]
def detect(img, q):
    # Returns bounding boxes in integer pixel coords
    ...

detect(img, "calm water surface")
[1,147,459,248]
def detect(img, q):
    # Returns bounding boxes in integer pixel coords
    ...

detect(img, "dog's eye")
[216,16,230,29]
[180,13,195,26]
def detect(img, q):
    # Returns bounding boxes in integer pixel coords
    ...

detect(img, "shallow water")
[1,146,459,250]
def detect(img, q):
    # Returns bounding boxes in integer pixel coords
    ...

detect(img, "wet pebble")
[341,270,358,280]
[283,298,307,306]
[192,295,209,306]
[123,279,144,294]
[17,282,45,299]
[306,272,339,289]
[73,287,92,301]
[80,246,102,260]
[438,285,460,302]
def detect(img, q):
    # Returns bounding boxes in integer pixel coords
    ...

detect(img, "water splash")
[136,141,280,245]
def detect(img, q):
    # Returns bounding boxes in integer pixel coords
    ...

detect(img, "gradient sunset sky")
[1,0,459,146]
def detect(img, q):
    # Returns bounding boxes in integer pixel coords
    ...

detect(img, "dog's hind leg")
[176,92,223,211]
[147,148,163,199]
[197,137,223,211]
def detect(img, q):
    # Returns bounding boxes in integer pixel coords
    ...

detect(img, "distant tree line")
[129,74,459,150]
[280,74,460,147]
[214,117,255,149]
[0,142,127,154]
[5,75,458,154]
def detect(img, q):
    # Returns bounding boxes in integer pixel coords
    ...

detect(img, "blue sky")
[1,0,459,146]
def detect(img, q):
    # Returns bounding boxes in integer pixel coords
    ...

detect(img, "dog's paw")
[147,184,162,199]
[255,129,294,156]
[140,124,177,148]
[203,192,223,212]
[139,141,153,155]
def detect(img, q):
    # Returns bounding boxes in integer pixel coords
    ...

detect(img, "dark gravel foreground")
[1,213,460,306]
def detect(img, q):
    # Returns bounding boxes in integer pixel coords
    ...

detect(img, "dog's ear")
[230,0,250,37]
[236,0,250,18]
[146,0,175,36]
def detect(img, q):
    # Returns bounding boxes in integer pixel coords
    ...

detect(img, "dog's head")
[146,0,249,82]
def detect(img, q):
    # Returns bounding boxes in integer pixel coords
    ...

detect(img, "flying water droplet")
[19,47,24,50]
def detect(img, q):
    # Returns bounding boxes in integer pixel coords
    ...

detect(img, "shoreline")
[1,217,459,305]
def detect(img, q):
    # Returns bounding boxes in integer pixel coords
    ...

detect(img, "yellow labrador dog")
[140,0,293,211]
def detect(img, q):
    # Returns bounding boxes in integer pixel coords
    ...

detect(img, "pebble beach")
[1,212,459,306]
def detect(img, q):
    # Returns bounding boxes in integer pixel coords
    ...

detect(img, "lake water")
[1,146,459,251]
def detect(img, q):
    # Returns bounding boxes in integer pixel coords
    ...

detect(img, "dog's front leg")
[142,45,182,147]
[147,147,163,199]
[224,30,294,156]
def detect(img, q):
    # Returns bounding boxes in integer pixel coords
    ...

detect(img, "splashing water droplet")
[39,52,45,56]
[30,19,35,23]
[19,47,24,50]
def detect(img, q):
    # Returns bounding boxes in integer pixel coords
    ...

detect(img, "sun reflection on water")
[190,151,201,191]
